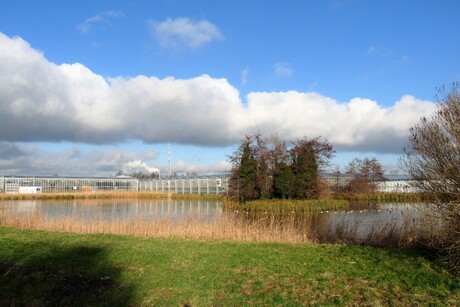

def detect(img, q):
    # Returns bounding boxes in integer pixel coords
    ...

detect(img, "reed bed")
[0,205,431,248]
[0,210,314,243]
[225,199,349,212]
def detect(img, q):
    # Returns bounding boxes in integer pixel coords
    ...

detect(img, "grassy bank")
[228,199,349,212]
[335,192,428,203]
[0,227,458,306]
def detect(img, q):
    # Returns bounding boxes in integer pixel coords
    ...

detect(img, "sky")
[0,0,459,177]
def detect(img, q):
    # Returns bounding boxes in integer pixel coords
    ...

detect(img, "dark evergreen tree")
[290,143,318,198]
[228,135,258,203]
[239,141,258,202]
[289,137,335,199]
[273,162,293,199]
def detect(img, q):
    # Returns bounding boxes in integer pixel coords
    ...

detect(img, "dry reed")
[0,210,314,243]
[0,203,433,247]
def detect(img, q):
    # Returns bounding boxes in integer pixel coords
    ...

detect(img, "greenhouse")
[0,175,229,195]
[0,176,139,194]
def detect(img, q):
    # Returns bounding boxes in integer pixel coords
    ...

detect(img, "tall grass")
[225,199,349,212]
[0,204,433,248]
[0,211,313,243]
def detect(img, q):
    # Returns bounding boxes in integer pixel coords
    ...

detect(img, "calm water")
[0,199,224,222]
[0,199,428,238]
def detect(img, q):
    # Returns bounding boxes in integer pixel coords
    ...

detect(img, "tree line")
[228,133,387,202]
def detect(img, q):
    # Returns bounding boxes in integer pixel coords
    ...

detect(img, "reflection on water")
[0,199,224,222]
[323,202,426,239]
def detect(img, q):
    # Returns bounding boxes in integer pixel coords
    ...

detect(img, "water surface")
[0,199,429,240]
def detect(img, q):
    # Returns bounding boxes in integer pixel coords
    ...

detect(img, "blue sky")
[0,0,459,176]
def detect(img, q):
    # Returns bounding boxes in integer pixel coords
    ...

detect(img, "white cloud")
[149,17,223,50]
[241,92,435,153]
[274,62,293,78]
[77,11,124,33]
[0,32,437,156]
[241,68,249,85]
[174,160,230,175]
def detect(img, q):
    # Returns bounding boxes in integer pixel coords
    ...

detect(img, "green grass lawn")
[0,227,458,306]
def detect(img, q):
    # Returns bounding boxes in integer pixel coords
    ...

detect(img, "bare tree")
[400,83,460,271]
[345,157,385,193]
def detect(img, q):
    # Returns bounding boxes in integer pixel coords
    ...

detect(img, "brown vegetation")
[400,83,460,271]
[0,204,431,248]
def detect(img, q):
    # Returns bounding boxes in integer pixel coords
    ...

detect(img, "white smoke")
[123,160,160,175]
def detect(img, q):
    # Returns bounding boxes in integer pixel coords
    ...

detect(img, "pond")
[0,199,430,244]
[0,199,224,222]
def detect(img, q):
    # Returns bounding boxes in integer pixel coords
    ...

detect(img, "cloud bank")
[0,32,436,154]
[0,141,230,177]
[0,141,159,176]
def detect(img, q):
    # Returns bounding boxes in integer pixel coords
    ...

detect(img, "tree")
[400,83,460,271]
[345,157,385,193]
[228,134,334,201]
[273,162,293,199]
[253,134,271,199]
[228,135,258,203]
[266,133,290,198]
[290,137,335,199]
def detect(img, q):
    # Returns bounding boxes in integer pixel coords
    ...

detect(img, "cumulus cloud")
[242,92,434,152]
[0,32,436,155]
[149,17,223,50]
[77,11,124,33]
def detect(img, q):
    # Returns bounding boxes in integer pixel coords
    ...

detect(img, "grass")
[335,192,428,203]
[228,199,350,212]
[0,226,458,306]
